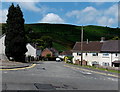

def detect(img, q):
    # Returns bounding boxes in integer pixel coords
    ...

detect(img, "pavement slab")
[0,60,33,69]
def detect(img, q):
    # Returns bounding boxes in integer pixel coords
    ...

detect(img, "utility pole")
[80,26,83,66]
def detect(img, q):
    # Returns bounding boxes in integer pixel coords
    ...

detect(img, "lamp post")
[80,26,83,66]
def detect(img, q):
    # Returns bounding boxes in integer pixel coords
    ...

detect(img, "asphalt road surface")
[1,61,119,91]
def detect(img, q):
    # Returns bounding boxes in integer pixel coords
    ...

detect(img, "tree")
[41,36,53,48]
[2,24,7,34]
[31,36,53,50]
[5,4,27,62]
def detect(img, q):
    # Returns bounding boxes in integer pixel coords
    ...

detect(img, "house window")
[92,61,99,66]
[77,53,81,56]
[115,53,118,57]
[103,53,109,56]
[102,62,109,66]
[92,53,98,56]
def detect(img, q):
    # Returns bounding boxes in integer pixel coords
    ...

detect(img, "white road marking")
[3,72,7,73]
[81,71,92,75]
[107,78,118,81]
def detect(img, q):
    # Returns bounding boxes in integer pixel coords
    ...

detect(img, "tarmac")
[0,60,119,78]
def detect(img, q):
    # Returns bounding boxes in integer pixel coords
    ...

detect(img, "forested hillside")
[2,23,120,51]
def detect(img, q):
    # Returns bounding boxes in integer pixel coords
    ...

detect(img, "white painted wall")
[0,35,37,60]
[25,43,36,58]
[0,35,6,60]
[72,52,120,67]
[0,35,5,55]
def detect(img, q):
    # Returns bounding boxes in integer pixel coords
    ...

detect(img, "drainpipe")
[111,53,113,67]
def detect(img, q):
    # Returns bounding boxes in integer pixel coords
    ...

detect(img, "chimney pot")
[100,37,105,42]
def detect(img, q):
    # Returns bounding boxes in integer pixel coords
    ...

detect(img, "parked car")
[56,58,61,62]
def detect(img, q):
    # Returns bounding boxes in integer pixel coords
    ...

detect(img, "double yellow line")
[64,65,119,78]
[0,64,36,71]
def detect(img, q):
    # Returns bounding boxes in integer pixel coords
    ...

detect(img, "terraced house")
[72,39,120,67]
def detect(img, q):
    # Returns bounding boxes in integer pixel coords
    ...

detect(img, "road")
[1,61,119,91]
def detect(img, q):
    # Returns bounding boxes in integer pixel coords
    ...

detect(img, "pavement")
[0,60,33,69]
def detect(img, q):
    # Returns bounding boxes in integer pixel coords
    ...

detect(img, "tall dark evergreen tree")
[5,3,27,62]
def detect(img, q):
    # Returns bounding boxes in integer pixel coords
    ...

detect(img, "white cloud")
[18,2,41,12]
[97,16,108,25]
[66,6,99,24]
[66,10,80,17]
[2,0,41,12]
[66,4,118,27]
[2,0,40,2]
[82,6,97,13]
[0,9,8,23]
[1,0,119,2]
[39,13,65,23]
[105,4,118,17]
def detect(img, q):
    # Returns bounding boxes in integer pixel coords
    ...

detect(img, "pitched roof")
[72,41,103,52]
[29,43,41,50]
[42,48,58,53]
[42,48,51,52]
[50,48,58,53]
[0,34,5,39]
[101,40,120,53]
[72,40,120,53]
[60,50,72,55]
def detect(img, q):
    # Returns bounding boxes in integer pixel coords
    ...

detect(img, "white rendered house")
[25,43,41,58]
[0,34,41,60]
[72,40,120,67]
[0,34,6,60]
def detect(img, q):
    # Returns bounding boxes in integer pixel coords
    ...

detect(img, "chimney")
[100,37,105,42]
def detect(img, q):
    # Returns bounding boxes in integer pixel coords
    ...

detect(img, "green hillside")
[2,23,120,51]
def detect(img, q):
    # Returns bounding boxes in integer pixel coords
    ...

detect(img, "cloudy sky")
[1,1,119,27]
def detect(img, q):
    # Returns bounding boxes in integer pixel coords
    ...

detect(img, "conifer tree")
[5,3,27,62]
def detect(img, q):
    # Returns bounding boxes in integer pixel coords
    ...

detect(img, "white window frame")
[77,52,81,56]
[103,53,109,57]
[92,53,98,56]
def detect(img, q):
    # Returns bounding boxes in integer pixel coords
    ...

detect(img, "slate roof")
[42,48,58,53]
[101,40,120,53]
[29,43,41,50]
[72,40,120,53]
[72,41,103,52]
[49,48,58,54]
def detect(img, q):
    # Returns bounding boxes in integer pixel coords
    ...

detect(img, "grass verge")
[66,62,120,74]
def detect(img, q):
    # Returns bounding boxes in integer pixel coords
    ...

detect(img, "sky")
[0,1,119,28]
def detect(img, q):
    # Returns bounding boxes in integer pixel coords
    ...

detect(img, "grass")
[66,62,120,74]
[52,42,68,51]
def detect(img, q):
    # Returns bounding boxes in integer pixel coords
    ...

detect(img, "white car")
[56,58,61,62]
